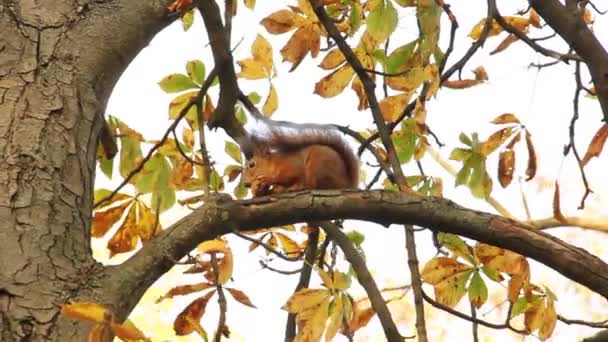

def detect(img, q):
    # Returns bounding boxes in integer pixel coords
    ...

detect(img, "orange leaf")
[173,290,216,335]
[379,92,412,122]
[581,123,608,166]
[319,48,346,70]
[157,282,214,302]
[349,304,375,332]
[525,131,537,181]
[111,319,150,342]
[61,302,108,323]
[507,274,525,303]
[106,204,139,257]
[91,200,132,238]
[490,33,519,55]
[442,79,483,89]
[491,113,520,125]
[498,149,515,188]
[226,288,257,308]
[481,127,514,156]
[89,323,113,342]
[136,201,161,241]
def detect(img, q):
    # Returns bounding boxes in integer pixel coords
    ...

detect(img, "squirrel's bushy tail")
[260,123,360,189]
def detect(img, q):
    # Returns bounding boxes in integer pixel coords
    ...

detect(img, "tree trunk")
[0,1,171,340]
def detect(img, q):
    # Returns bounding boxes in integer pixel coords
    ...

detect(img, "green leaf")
[449,148,471,161]
[181,10,194,31]
[394,0,416,6]
[236,107,247,125]
[481,265,502,282]
[99,155,113,179]
[118,135,143,179]
[510,297,529,318]
[348,2,362,35]
[346,230,365,246]
[224,164,242,182]
[234,180,248,199]
[437,233,475,265]
[455,160,472,187]
[386,40,417,74]
[468,271,488,309]
[134,154,172,194]
[225,141,242,163]
[248,92,262,105]
[210,169,224,191]
[459,132,472,146]
[367,0,398,43]
[158,74,199,93]
[433,46,445,66]
[186,60,206,85]
[152,186,176,213]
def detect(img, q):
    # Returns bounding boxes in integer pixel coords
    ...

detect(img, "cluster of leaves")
[450,113,536,199]
[157,240,255,340]
[62,302,149,342]
[422,233,557,339]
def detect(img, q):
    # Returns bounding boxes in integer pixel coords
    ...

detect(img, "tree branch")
[529,0,608,121]
[103,190,608,321]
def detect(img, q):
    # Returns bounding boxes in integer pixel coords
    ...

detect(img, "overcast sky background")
[96,1,608,341]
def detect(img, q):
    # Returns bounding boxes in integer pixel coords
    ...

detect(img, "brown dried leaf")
[552,182,567,223]
[261,9,306,34]
[581,123,608,166]
[442,79,483,89]
[498,149,515,188]
[157,282,214,302]
[490,33,519,55]
[525,131,537,181]
[173,290,216,335]
[226,288,257,308]
[91,200,132,238]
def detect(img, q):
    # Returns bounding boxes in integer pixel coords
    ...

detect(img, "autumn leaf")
[525,131,537,181]
[110,319,150,342]
[468,271,488,309]
[379,92,412,122]
[237,34,274,80]
[62,302,108,323]
[157,282,215,302]
[186,60,205,85]
[261,9,307,34]
[319,48,346,70]
[325,294,343,342]
[491,113,520,124]
[524,297,544,333]
[283,288,331,314]
[421,257,474,307]
[158,73,199,93]
[366,0,398,42]
[481,127,514,156]
[281,22,321,71]
[498,149,515,188]
[539,298,557,340]
[552,182,567,223]
[581,123,608,166]
[174,290,216,335]
[490,33,519,55]
[443,79,484,89]
[91,200,132,238]
[314,64,355,98]
[226,288,257,308]
[263,83,278,116]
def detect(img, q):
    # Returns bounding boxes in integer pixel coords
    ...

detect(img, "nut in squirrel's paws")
[251,176,272,197]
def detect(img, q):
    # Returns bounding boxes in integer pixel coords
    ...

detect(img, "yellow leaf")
[319,48,346,70]
[136,201,161,241]
[314,64,355,98]
[217,247,234,285]
[433,269,471,307]
[468,18,502,39]
[539,299,557,340]
[325,295,343,342]
[421,257,473,285]
[480,127,514,156]
[111,319,150,341]
[295,300,330,342]
[198,239,229,254]
[61,302,108,323]
[237,59,268,80]
[331,272,350,291]
[317,268,334,289]
[386,66,426,92]
[263,83,279,116]
[424,64,440,99]
[379,92,412,122]
[281,22,321,71]
[283,288,331,314]
[261,9,307,34]
[244,0,255,10]
[524,298,545,333]
[251,34,273,74]
[351,77,369,110]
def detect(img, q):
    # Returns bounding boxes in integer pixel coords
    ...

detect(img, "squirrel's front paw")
[251,176,272,197]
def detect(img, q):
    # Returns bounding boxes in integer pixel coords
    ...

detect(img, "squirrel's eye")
[248,161,256,168]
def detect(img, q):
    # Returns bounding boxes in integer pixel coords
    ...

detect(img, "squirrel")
[242,121,360,197]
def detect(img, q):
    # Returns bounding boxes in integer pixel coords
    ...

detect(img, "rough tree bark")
[0,1,171,340]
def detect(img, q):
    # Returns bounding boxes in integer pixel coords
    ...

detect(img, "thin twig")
[211,253,228,342]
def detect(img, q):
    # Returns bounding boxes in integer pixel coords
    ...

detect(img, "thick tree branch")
[529,0,608,121]
[103,190,608,320]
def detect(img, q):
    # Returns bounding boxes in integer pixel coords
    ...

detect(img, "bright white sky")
[98,1,608,341]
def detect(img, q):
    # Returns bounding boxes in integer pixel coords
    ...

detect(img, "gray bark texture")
[0,1,170,340]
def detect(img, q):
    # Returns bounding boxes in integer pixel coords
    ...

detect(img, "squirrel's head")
[242,144,271,190]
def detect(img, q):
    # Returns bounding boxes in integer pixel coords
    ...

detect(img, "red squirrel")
[242,122,360,197]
